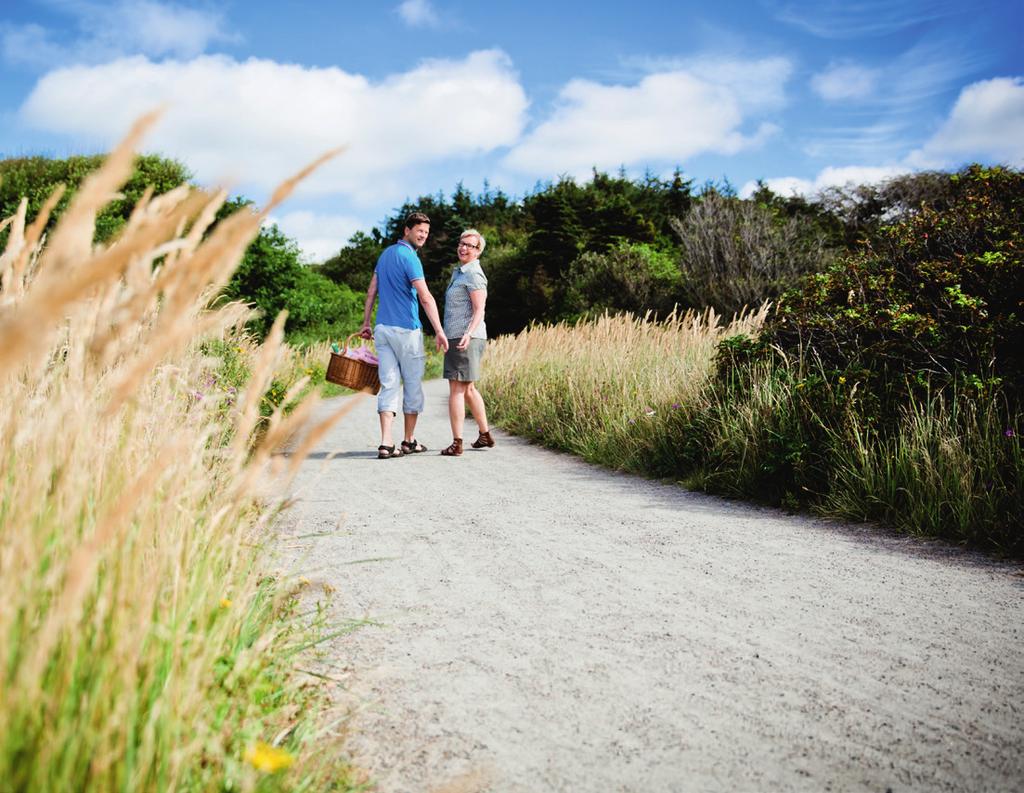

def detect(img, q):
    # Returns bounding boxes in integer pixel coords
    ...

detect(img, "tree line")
[0,154,359,340]
[2,152,1019,385]
[317,167,989,337]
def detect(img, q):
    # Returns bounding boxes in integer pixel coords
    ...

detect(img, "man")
[360,211,448,459]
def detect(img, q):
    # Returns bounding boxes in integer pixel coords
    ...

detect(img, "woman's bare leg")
[465,382,489,433]
[448,380,468,439]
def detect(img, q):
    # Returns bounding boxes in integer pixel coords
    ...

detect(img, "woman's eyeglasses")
[457,241,480,250]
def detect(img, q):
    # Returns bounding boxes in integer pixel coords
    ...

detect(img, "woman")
[440,229,495,456]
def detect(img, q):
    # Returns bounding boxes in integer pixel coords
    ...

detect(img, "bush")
[564,241,682,317]
[281,266,361,333]
[224,222,362,339]
[317,230,384,292]
[772,165,1024,406]
[475,232,534,336]
[0,153,191,245]
[814,170,959,247]
[671,189,835,316]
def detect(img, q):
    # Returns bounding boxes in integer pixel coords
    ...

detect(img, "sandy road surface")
[277,378,1024,793]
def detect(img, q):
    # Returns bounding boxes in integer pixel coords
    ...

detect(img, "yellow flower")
[220,598,232,608]
[838,376,847,384]
[245,742,294,774]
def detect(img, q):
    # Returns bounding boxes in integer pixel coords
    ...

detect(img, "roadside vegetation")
[0,117,364,791]
[1,121,1019,791]
[7,144,1013,556]
[481,165,1023,556]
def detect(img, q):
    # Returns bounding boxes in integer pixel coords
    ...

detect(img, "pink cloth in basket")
[345,346,379,366]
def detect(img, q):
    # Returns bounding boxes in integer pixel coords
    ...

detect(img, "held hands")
[456,333,471,351]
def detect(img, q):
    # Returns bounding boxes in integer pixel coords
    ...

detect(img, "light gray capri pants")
[374,324,426,414]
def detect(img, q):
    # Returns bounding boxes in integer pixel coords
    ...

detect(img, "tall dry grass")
[0,116,361,790]
[480,306,769,466]
[482,310,1022,553]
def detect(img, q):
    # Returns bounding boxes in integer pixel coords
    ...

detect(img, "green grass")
[482,311,1023,555]
[823,392,1023,551]
[1,131,368,791]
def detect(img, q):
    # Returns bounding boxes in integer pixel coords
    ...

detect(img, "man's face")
[404,222,430,249]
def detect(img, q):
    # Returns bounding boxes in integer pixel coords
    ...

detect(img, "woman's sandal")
[471,431,495,449]
[440,438,463,456]
[377,445,402,459]
[400,438,427,454]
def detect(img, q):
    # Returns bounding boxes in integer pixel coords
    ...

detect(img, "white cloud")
[1,23,67,69]
[91,0,233,58]
[2,1,233,67]
[742,76,1024,202]
[396,0,440,28]
[908,76,1024,168]
[882,39,985,110]
[685,57,791,112]
[771,0,955,39]
[19,49,528,204]
[267,210,364,263]
[503,58,790,177]
[739,164,910,199]
[811,62,879,101]
[800,38,985,160]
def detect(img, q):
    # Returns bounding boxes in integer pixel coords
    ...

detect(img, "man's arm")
[412,279,449,352]
[360,272,378,339]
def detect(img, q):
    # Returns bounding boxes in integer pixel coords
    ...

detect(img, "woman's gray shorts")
[443,337,486,382]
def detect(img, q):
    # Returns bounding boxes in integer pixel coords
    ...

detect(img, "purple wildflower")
[1006,429,1016,438]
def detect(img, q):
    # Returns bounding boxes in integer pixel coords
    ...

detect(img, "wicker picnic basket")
[326,333,381,393]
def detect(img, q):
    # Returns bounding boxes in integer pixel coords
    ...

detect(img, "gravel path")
[277,378,1024,793]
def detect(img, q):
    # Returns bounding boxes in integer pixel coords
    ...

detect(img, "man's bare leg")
[379,411,395,448]
[403,412,418,444]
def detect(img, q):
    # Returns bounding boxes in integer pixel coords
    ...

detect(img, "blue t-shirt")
[374,240,424,329]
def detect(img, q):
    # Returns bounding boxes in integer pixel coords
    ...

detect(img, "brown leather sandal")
[440,438,463,456]
[471,431,495,449]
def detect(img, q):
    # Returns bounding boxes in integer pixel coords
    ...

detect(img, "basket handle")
[343,332,373,355]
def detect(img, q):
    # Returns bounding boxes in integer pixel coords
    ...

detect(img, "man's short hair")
[404,211,431,229]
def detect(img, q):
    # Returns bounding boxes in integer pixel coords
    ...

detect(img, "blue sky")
[1,0,1022,260]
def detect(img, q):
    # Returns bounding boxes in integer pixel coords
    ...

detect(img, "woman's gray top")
[443,260,488,339]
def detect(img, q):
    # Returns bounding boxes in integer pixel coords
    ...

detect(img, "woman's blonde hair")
[460,228,486,254]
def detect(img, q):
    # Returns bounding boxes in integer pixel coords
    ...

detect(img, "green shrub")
[317,230,384,292]
[564,241,682,317]
[281,266,361,333]
[773,165,1024,406]
[224,223,362,339]
[0,153,191,245]
[825,391,1023,552]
